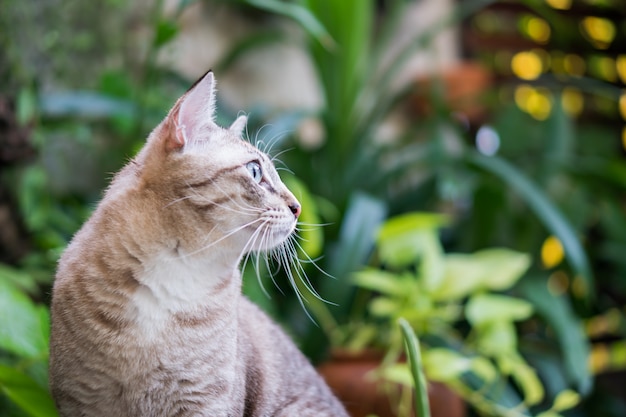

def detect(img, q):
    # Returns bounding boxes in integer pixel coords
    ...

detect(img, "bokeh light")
[581,16,616,50]
[589,55,617,82]
[476,125,501,156]
[542,235,564,268]
[521,16,551,44]
[563,54,586,77]
[545,0,572,10]
[511,50,543,80]
[616,55,626,84]
[562,87,584,118]
[515,84,553,120]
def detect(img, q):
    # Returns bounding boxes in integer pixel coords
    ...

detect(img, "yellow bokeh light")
[564,54,586,77]
[527,88,552,120]
[515,85,553,120]
[616,55,626,84]
[545,0,571,10]
[589,344,609,374]
[542,235,564,268]
[514,84,534,110]
[590,56,617,82]
[619,93,626,120]
[562,87,584,118]
[511,51,543,80]
[581,16,616,49]
[526,17,551,44]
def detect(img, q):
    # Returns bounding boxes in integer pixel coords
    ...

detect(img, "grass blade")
[399,318,431,417]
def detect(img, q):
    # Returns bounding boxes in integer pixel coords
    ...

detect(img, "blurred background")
[1,0,625,416]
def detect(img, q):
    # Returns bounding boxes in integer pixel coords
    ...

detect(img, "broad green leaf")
[369,296,401,318]
[423,348,472,382]
[520,277,592,394]
[377,213,446,288]
[0,280,49,359]
[466,294,534,327]
[552,389,581,412]
[0,264,38,294]
[352,270,410,297]
[475,321,517,356]
[154,19,178,47]
[282,175,323,259]
[0,365,58,417]
[379,363,414,387]
[498,355,544,406]
[433,249,530,301]
[470,356,497,383]
[468,152,593,298]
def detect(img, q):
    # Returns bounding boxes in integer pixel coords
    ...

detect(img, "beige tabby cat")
[49,72,348,417]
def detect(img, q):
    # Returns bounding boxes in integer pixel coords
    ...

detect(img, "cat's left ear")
[168,71,218,151]
[229,115,248,138]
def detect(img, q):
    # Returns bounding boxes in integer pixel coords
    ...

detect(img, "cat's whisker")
[180,217,265,259]
[162,195,194,209]
[185,179,262,216]
[289,237,336,281]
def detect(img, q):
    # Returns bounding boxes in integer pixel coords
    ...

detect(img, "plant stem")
[399,318,431,417]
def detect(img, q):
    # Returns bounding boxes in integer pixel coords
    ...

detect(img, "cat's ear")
[168,71,218,151]
[229,115,247,138]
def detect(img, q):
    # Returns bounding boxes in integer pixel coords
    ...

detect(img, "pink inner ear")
[175,72,217,147]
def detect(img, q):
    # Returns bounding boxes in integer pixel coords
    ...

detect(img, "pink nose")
[289,203,301,219]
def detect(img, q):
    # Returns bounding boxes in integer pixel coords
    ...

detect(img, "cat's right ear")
[167,71,218,152]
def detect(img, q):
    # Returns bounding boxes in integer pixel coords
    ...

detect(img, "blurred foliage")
[0,0,625,416]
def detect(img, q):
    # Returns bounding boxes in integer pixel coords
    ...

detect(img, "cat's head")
[137,72,300,259]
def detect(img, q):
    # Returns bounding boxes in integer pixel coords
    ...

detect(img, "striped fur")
[49,73,348,417]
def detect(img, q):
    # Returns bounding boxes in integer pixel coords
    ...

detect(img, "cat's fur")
[49,72,348,417]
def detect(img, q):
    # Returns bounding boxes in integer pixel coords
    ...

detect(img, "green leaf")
[369,296,401,318]
[498,355,544,406]
[0,280,49,359]
[154,19,178,47]
[17,87,38,125]
[377,213,447,285]
[0,365,58,417]
[470,356,497,383]
[433,249,530,301]
[323,192,386,316]
[399,319,431,417]
[353,269,411,297]
[552,389,581,412]
[520,277,592,394]
[245,0,335,50]
[466,294,534,327]
[282,175,323,259]
[475,322,517,356]
[468,152,593,298]
[0,264,38,294]
[422,348,472,383]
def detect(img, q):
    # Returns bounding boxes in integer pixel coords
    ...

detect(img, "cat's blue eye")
[246,161,263,184]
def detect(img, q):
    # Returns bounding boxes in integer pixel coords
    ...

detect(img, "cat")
[49,71,349,417]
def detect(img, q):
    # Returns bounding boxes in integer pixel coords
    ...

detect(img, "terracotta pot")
[318,349,465,417]
[410,62,492,124]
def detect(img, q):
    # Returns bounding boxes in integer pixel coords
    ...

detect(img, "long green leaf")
[468,152,593,298]
[399,318,431,417]
[0,365,58,417]
[520,276,592,394]
[243,0,335,50]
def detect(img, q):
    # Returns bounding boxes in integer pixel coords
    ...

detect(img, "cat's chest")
[127,256,240,338]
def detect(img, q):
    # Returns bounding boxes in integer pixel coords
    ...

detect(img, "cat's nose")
[289,202,301,219]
